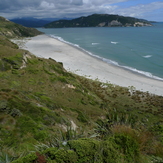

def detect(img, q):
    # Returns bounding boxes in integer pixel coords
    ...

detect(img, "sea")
[37,22,163,81]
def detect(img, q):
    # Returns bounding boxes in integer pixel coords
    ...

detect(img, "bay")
[37,23,163,80]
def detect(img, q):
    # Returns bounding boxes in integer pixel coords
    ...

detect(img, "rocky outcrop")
[108,20,122,27]
[98,22,106,27]
[97,20,151,27]
[134,22,152,27]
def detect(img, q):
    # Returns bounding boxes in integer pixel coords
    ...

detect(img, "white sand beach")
[21,34,163,96]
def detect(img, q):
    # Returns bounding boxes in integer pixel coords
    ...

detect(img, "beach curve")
[21,34,163,96]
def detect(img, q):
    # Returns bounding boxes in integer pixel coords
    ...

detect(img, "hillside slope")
[44,14,152,28]
[0,16,163,163]
[0,16,42,38]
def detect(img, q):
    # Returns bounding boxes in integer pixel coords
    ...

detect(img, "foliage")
[44,148,78,163]
[95,109,139,138]
[0,16,42,38]
[11,152,37,163]
[67,138,102,163]
[44,14,151,28]
[0,17,163,162]
[111,134,139,162]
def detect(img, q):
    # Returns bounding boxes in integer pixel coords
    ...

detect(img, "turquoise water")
[37,23,163,80]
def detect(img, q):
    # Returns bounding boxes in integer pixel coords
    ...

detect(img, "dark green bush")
[53,149,78,163]
[34,130,48,141]
[111,133,140,162]
[43,147,57,160]
[11,152,37,163]
[17,148,77,163]
[68,138,102,163]
[102,139,124,163]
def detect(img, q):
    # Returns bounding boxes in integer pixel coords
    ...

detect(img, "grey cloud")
[83,0,127,6]
[0,0,125,11]
[0,0,163,21]
[112,1,163,18]
[70,0,83,6]
[0,0,40,10]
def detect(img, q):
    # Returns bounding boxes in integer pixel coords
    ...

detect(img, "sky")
[0,0,163,21]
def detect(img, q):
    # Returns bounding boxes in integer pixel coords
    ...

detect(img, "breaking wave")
[92,43,100,45]
[143,55,152,58]
[49,34,163,81]
[111,41,118,44]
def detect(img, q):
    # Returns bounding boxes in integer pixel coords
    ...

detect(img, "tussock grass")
[0,31,163,162]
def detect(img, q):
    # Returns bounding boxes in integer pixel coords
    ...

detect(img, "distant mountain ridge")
[10,17,72,27]
[10,17,51,27]
[44,14,152,28]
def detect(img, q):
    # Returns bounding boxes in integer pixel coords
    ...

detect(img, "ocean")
[37,23,163,80]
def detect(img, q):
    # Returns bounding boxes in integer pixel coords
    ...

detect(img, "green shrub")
[68,138,102,163]
[34,130,48,141]
[54,149,78,163]
[16,116,40,136]
[111,133,140,162]
[102,139,124,163]
[43,147,57,160]
[43,147,78,162]
[11,152,37,163]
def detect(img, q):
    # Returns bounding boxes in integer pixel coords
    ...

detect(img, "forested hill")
[0,16,42,38]
[44,14,152,28]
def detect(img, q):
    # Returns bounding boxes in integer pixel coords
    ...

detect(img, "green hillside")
[0,16,42,38]
[0,16,163,163]
[44,14,152,28]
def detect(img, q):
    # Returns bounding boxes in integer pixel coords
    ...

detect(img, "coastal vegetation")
[0,16,42,38]
[44,14,152,28]
[0,16,163,163]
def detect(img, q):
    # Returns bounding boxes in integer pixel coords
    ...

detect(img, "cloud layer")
[0,0,163,21]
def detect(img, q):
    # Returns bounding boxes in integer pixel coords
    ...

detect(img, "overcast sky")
[0,0,163,21]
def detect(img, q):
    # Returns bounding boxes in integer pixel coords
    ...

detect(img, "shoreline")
[50,34,163,82]
[14,34,163,96]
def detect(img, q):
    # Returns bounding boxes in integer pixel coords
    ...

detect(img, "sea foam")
[143,55,152,58]
[122,66,163,81]
[49,34,163,81]
[92,43,99,45]
[111,41,118,44]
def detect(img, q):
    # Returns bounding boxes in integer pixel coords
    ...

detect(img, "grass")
[0,17,163,162]
[0,16,42,38]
